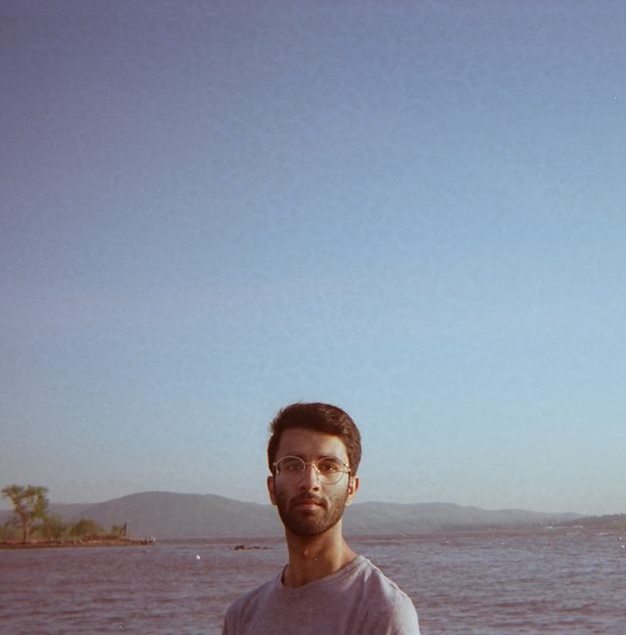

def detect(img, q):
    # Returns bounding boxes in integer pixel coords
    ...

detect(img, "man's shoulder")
[225,574,277,620]
[352,557,420,632]
[225,577,277,625]
[357,557,411,597]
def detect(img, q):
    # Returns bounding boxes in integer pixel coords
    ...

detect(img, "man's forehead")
[276,428,348,459]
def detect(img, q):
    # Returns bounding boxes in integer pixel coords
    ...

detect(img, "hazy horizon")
[0,487,591,516]
[2,1,625,517]
[0,482,618,520]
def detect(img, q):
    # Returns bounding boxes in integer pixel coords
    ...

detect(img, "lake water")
[1,529,624,634]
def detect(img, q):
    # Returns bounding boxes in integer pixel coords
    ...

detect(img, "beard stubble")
[274,482,350,536]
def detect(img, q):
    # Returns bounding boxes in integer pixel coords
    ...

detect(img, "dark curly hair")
[267,402,362,475]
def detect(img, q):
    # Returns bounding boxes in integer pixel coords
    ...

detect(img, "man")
[223,402,420,634]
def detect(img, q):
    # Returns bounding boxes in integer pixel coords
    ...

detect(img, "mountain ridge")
[1,491,582,539]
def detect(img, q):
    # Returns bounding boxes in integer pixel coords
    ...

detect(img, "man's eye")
[282,459,303,472]
[318,460,340,473]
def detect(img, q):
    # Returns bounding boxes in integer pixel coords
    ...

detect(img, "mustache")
[290,494,326,509]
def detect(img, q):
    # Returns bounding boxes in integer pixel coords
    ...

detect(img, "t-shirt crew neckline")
[277,554,365,594]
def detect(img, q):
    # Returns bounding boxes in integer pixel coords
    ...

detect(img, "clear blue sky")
[2,1,625,515]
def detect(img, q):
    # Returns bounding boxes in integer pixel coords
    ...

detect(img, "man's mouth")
[291,496,325,510]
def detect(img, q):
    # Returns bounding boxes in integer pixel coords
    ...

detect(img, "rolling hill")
[1,491,581,539]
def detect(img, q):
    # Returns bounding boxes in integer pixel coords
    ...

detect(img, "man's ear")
[267,475,277,506]
[345,475,360,507]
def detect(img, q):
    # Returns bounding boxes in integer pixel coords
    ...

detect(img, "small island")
[1,484,155,549]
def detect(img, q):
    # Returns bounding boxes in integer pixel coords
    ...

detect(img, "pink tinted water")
[0,530,624,634]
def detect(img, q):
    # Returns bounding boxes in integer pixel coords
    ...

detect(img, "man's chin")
[282,511,342,537]
[286,522,331,537]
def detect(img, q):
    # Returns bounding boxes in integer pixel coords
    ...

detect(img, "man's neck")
[282,522,358,588]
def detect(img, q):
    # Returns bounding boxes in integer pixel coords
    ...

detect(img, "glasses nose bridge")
[300,460,322,482]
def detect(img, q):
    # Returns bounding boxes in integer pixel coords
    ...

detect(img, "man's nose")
[298,463,321,489]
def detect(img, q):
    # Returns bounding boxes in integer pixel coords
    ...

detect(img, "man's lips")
[291,496,325,510]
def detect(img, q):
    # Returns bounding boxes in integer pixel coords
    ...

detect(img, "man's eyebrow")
[283,453,344,462]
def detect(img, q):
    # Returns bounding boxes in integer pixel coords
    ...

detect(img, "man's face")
[267,428,359,537]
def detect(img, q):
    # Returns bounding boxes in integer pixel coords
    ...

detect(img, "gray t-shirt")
[222,555,420,634]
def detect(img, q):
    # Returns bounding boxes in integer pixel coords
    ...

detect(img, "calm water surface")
[1,530,624,634]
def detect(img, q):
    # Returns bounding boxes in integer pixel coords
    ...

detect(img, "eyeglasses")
[273,456,351,485]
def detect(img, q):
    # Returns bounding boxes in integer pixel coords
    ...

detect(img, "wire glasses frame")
[273,456,351,485]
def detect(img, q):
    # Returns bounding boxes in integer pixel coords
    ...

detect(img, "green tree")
[39,513,67,540]
[69,518,103,540]
[1,517,20,542]
[1,484,49,542]
[110,523,127,538]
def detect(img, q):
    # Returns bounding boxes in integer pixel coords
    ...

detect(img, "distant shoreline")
[0,538,156,550]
